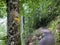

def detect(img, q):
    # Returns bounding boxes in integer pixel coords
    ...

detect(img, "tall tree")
[6,0,21,45]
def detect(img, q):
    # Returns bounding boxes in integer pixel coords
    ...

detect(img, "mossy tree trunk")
[6,0,21,45]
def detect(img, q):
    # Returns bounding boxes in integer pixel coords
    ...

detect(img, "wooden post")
[6,0,21,45]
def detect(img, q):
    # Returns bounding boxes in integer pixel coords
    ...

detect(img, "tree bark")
[6,0,21,45]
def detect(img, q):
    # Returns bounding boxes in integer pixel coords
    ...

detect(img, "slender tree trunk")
[6,0,21,45]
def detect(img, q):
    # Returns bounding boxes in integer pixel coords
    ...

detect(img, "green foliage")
[0,24,7,40]
[48,16,60,31]
[0,18,7,45]
[0,1,6,18]
[0,0,60,45]
[47,16,60,45]
[19,0,60,45]
[0,40,6,45]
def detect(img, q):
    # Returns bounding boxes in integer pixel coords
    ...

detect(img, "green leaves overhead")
[19,0,54,17]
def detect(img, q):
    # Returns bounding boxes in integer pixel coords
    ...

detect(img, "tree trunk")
[6,0,21,45]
